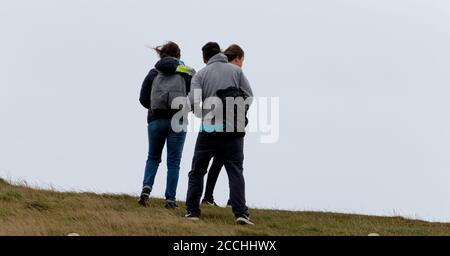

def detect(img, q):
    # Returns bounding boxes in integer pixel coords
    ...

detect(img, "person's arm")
[239,70,254,104]
[188,72,203,116]
[183,75,192,94]
[139,69,158,109]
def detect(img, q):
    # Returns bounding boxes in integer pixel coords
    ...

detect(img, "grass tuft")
[0,191,23,202]
[0,178,9,186]
[24,200,53,212]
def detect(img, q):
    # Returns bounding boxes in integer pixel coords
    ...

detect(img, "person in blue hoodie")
[138,41,195,209]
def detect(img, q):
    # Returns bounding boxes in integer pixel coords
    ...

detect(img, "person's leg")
[221,136,249,218]
[203,156,224,203]
[142,120,168,192]
[165,120,187,204]
[186,133,217,217]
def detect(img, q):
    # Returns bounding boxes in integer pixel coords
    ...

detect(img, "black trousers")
[203,157,224,202]
[186,133,249,217]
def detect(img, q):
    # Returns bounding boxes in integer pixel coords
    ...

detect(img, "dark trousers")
[186,133,249,217]
[203,157,224,202]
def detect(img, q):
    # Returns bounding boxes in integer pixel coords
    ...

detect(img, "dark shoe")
[226,199,232,208]
[202,198,219,207]
[236,215,254,225]
[184,212,200,221]
[138,187,151,207]
[165,201,179,209]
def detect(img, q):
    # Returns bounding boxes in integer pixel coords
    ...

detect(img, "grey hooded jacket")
[188,53,254,125]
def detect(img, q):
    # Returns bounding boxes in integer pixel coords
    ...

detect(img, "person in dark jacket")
[138,41,195,209]
[201,44,246,207]
[185,42,254,225]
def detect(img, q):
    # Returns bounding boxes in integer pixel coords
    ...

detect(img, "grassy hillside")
[1,178,449,236]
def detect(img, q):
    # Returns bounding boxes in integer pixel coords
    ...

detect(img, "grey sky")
[1,0,449,221]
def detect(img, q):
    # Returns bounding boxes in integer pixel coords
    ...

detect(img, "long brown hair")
[224,44,244,62]
[154,41,181,59]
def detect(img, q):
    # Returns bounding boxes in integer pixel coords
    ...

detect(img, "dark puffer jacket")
[139,57,195,123]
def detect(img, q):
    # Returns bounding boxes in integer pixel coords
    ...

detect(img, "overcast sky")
[1,0,449,222]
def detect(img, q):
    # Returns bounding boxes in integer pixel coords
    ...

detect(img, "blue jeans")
[142,119,187,202]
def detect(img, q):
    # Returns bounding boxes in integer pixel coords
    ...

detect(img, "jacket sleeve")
[139,69,158,109]
[239,70,254,105]
[182,74,192,94]
[188,72,203,116]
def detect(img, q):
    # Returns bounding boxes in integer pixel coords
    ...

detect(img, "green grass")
[0,177,449,236]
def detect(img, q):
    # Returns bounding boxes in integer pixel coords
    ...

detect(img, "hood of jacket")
[155,57,196,76]
[207,53,228,65]
[155,57,179,74]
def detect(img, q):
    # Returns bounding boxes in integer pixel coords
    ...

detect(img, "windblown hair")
[154,41,181,59]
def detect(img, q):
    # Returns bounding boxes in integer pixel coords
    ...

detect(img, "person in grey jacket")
[202,44,247,207]
[185,42,254,225]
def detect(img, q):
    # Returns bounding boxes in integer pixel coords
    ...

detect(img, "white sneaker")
[185,212,200,221]
[236,215,254,225]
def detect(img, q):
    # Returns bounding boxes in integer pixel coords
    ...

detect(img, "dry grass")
[1,178,450,236]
